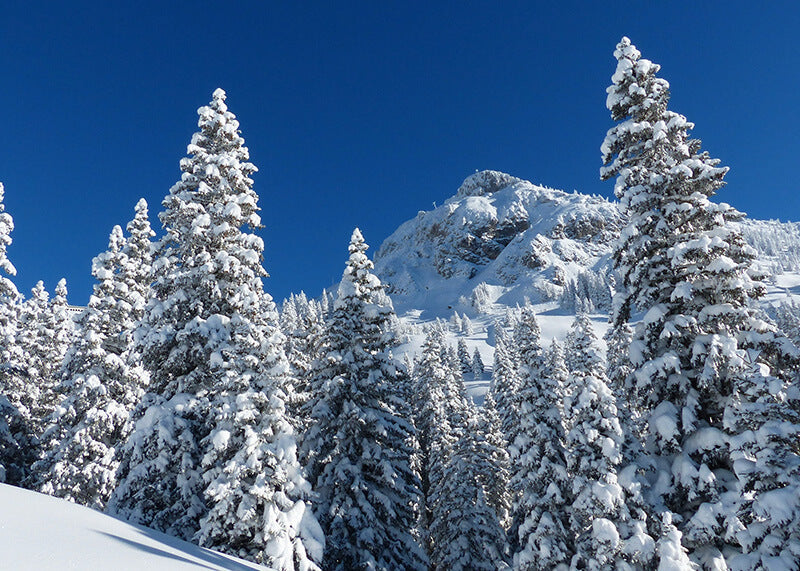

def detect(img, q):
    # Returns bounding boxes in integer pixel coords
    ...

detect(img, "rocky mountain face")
[374,170,622,316]
[373,170,800,319]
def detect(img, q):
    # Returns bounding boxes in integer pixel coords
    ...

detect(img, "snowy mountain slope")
[375,170,800,400]
[0,483,268,571]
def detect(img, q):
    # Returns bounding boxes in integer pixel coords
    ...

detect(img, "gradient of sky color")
[1,1,798,305]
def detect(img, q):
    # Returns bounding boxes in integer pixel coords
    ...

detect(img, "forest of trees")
[0,38,799,570]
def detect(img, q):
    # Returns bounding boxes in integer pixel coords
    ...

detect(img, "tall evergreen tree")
[412,327,473,558]
[563,314,656,569]
[282,295,325,430]
[0,183,18,361]
[17,280,72,439]
[49,278,73,363]
[474,392,512,528]
[514,304,544,385]
[118,198,154,352]
[490,325,519,438]
[111,89,321,570]
[0,182,27,485]
[429,409,508,571]
[31,225,148,508]
[601,37,799,566]
[457,338,472,374]
[16,281,49,415]
[471,347,485,377]
[725,363,800,568]
[508,317,571,570]
[301,229,426,570]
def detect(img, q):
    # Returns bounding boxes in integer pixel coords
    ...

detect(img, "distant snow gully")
[0,36,799,571]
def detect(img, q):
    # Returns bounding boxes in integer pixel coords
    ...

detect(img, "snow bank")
[0,483,268,570]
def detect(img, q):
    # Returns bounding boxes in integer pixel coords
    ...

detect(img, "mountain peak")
[453,170,524,200]
[374,172,621,316]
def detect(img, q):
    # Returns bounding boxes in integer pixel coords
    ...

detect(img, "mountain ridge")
[374,169,800,323]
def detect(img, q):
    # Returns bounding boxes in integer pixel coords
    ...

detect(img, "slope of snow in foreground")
[0,483,268,571]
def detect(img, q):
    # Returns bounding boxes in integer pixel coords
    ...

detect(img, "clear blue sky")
[1,1,798,305]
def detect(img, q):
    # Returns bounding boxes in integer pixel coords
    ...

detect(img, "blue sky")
[1,1,798,304]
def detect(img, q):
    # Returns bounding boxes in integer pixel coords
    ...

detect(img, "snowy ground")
[0,483,268,571]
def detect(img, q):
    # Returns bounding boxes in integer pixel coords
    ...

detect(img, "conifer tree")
[119,198,154,348]
[49,278,73,361]
[508,318,571,570]
[31,225,148,508]
[111,89,320,570]
[450,311,463,333]
[16,282,48,391]
[0,182,27,485]
[85,226,128,353]
[18,280,72,438]
[475,392,512,528]
[301,229,426,570]
[563,314,656,569]
[0,183,18,360]
[413,328,472,466]
[282,296,325,430]
[544,339,568,403]
[462,314,474,335]
[415,329,507,569]
[725,364,800,568]
[604,320,633,395]
[429,410,508,571]
[514,304,544,384]
[471,347,485,377]
[457,337,472,374]
[490,325,519,438]
[601,37,799,565]
[412,327,473,556]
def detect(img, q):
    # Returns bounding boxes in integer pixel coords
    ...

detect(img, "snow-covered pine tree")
[564,314,657,569]
[82,226,128,355]
[724,363,800,568]
[489,325,519,439]
[111,89,321,570]
[301,229,426,570]
[0,182,28,485]
[462,314,474,335]
[119,198,154,351]
[30,226,148,508]
[513,304,544,387]
[49,279,73,364]
[601,37,799,566]
[17,280,72,439]
[282,296,325,432]
[457,337,472,374]
[768,300,800,349]
[0,183,18,365]
[413,327,473,466]
[544,339,568,404]
[429,408,508,571]
[604,321,633,396]
[450,311,463,333]
[508,317,572,570]
[475,391,512,528]
[412,327,473,556]
[15,282,48,411]
[319,288,335,319]
[471,347,485,377]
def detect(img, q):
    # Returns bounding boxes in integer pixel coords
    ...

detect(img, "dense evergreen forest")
[1,38,798,570]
